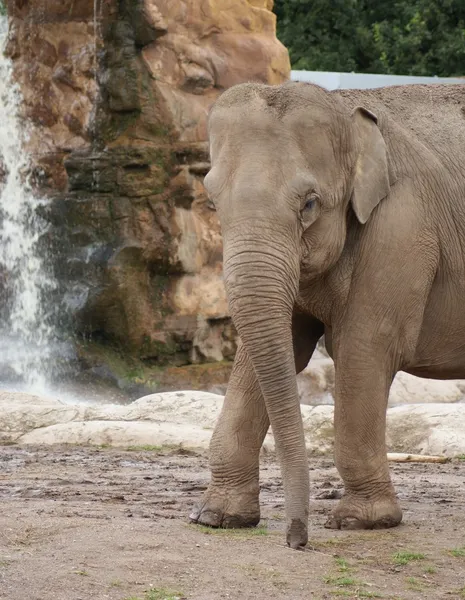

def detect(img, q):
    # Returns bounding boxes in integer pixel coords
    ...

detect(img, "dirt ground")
[1,446,464,600]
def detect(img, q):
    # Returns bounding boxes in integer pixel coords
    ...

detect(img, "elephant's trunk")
[223,225,309,548]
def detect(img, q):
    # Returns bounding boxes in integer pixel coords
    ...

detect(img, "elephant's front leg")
[325,349,402,530]
[189,341,269,528]
[190,314,324,529]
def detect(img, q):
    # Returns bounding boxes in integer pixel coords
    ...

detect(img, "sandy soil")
[1,445,465,600]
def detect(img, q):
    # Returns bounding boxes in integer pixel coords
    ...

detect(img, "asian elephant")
[189,81,465,549]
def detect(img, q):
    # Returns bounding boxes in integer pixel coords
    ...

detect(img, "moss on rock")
[76,339,232,395]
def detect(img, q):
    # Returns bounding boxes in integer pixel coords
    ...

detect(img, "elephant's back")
[335,84,465,175]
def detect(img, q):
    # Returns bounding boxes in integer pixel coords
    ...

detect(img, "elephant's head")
[203,82,396,548]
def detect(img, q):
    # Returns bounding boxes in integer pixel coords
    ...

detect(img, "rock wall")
[6,0,290,371]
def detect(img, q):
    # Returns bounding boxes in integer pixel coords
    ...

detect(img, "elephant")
[189,80,465,549]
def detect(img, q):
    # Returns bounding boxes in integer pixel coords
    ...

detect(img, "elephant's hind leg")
[189,314,323,529]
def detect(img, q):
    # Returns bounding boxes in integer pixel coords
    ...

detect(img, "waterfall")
[0,16,60,395]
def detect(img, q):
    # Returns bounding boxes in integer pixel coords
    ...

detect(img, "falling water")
[0,16,60,394]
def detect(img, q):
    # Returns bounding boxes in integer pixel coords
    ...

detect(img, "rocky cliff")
[5,0,290,383]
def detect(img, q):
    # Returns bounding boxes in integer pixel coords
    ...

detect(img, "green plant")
[195,524,268,537]
[329,590,382,598]
[334,557,350,572]
[274,0,465,77]
[393,551,425,565]
[449,547,465,557]
[324,575,359,586]
[126,445,164,452]
[424,565,436,574]
[406,576,425,591]
[145,588,185,600]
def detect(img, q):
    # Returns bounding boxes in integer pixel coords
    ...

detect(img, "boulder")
[297,350,335,405]
[3,390,465,457]
[0,390,87,443]
[389,373,465,406]
[297,352,465,406]
[386,404,465,456]
[19,420,212,449]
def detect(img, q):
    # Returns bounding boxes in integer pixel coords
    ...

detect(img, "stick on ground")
[387,452,450,463]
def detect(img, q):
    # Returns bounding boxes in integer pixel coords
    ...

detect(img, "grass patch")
[325,561,380,598]
[324,575,359,586]
[334,557,350,572]
[455,454,465,460]
[309,537,356,550]
[195,524,268,537]
[73,570,89,576]
[329,591,382,598]
[145,589,184,600]
[449,547,465,557]
[392,551,425,565]
[424,565,436,574]
[405,576,425,591]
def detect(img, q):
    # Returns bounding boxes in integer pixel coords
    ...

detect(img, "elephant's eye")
[303,192,319,211]
[304,198,315,211]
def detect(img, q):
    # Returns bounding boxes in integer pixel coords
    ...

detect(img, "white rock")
[126,391,224,428]
[2,389,465,457]
[0,390,86,442]
[297,357,335,405]
[301,405,335,454]
[297,356,465,406]
[386,403,465,456]
[389,373,465,406]
[18,420,212,449]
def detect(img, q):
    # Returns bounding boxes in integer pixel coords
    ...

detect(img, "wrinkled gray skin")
[189,81,465,549]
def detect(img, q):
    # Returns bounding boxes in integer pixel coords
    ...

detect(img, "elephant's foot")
[189,481,260,529]
[324,493,402,530]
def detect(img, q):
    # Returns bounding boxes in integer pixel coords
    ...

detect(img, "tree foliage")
[274,0,465,76]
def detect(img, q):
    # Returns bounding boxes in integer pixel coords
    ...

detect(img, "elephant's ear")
[351,107,397,224]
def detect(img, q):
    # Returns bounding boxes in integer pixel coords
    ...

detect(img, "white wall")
[291,70,464,90]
